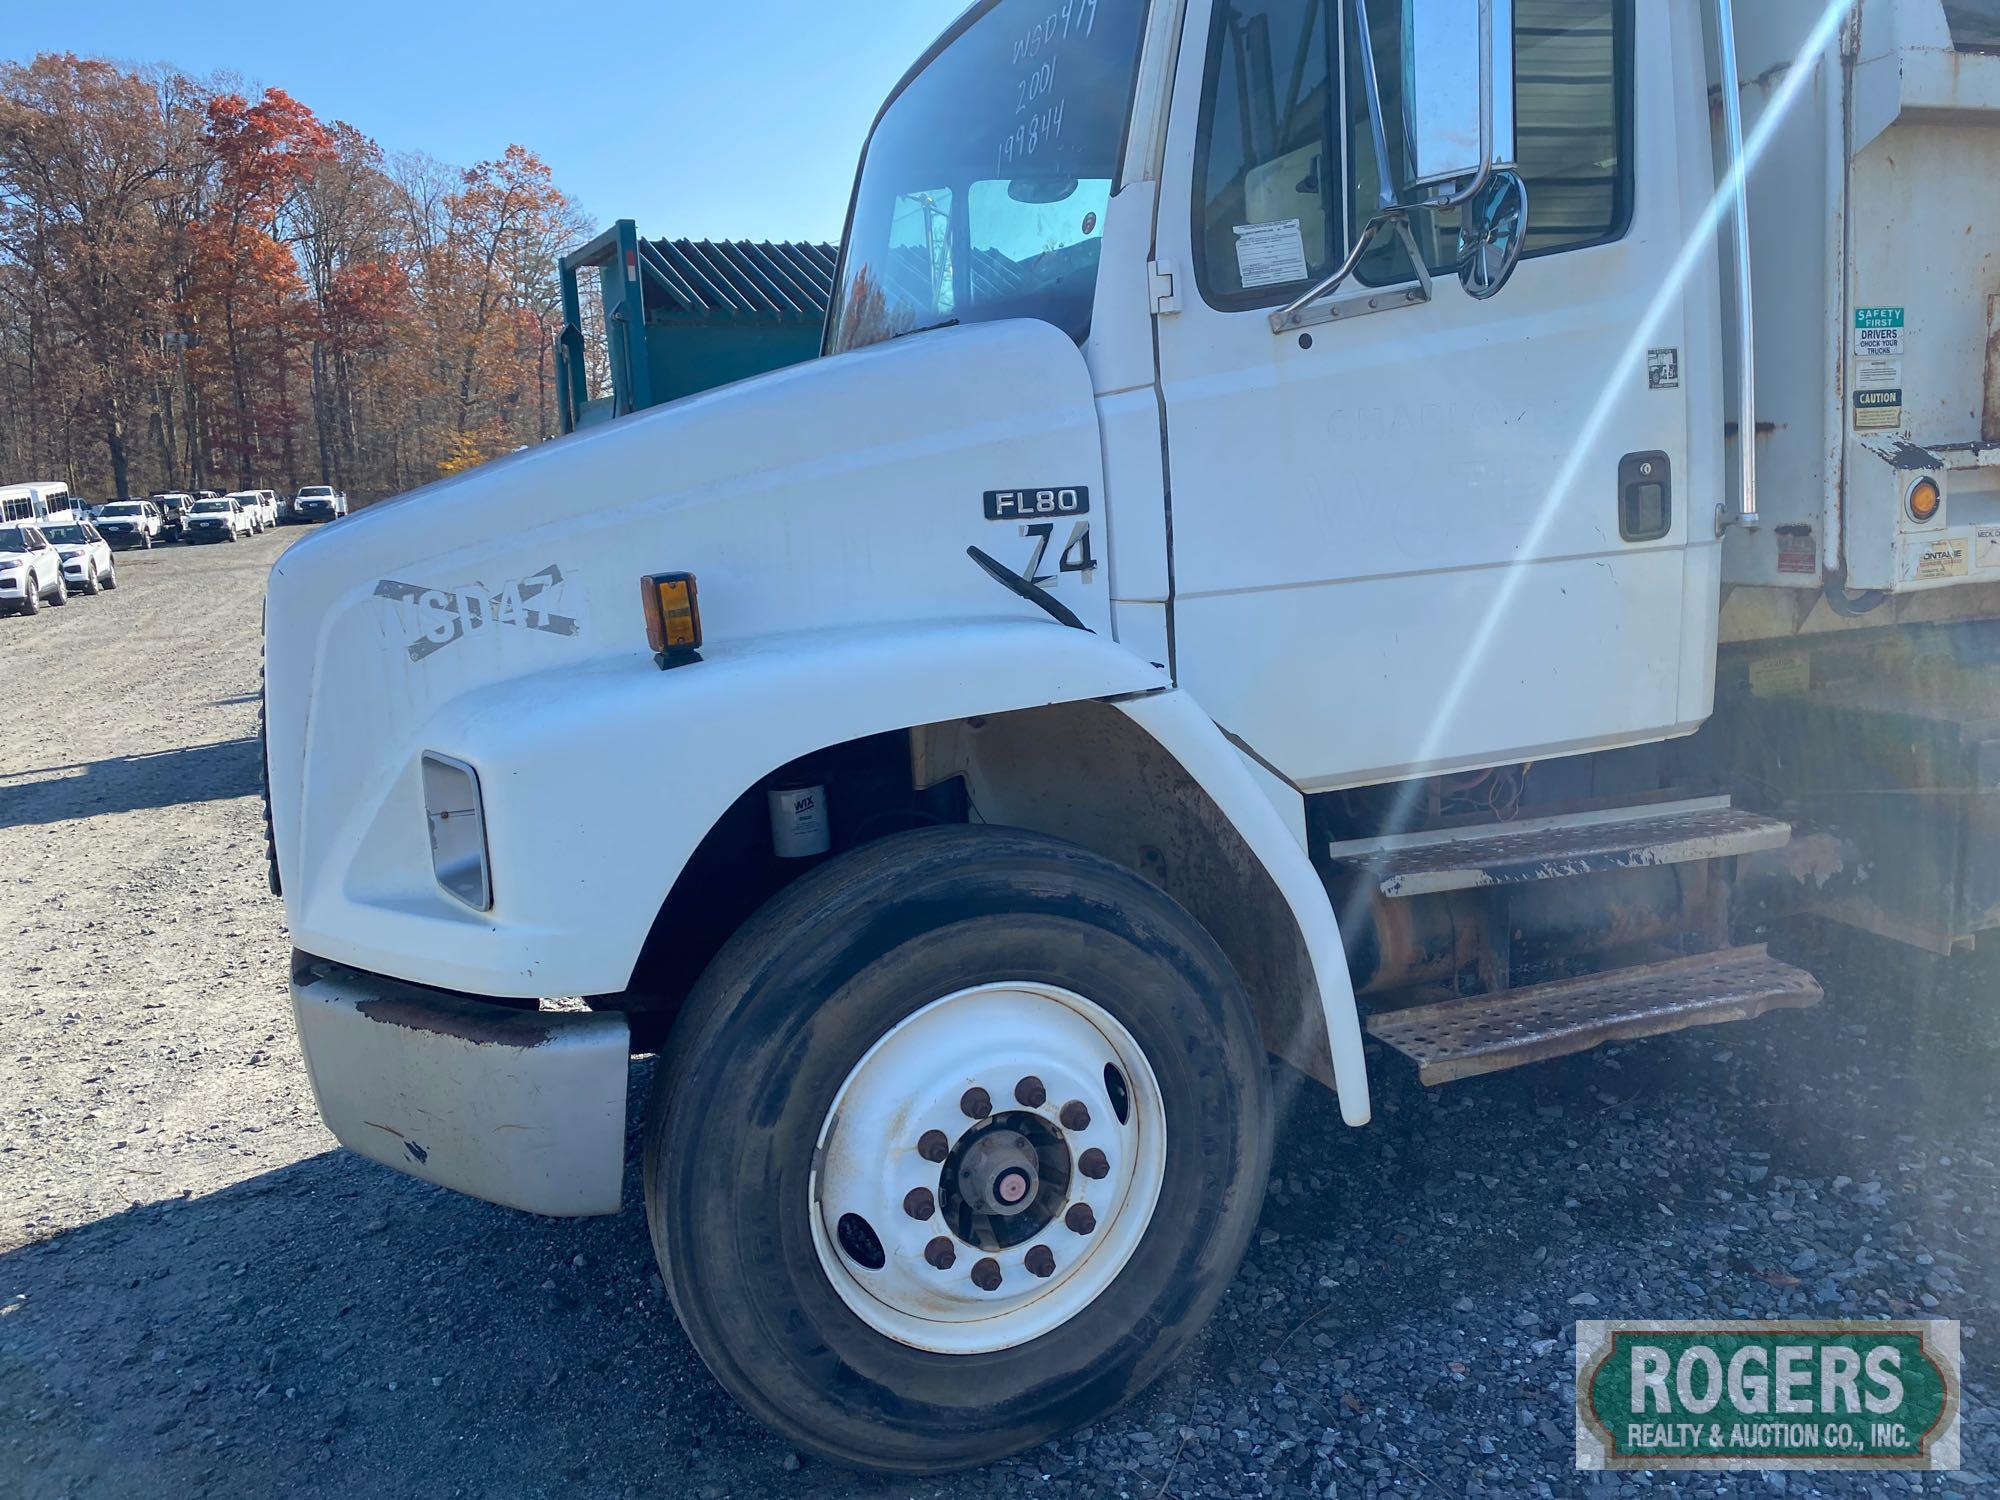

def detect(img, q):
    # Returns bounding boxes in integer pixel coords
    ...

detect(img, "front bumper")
[290,954,630,1216]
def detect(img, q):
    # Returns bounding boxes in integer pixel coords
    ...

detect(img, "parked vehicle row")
[0,520,114,615]
[76,483,346,550]
[2,478,339,623]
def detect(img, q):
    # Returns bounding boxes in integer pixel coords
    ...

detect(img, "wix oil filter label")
[768,784,831,859]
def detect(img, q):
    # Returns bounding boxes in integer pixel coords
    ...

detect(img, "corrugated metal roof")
[639,239,840,320]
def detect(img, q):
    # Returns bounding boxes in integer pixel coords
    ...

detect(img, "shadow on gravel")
[0,738,259,829]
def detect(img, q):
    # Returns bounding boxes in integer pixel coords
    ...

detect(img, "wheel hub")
[809,982,1165,1355]
[941,1112,1069,1247]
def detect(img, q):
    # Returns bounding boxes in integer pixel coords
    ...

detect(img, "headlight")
[422,753,492,911]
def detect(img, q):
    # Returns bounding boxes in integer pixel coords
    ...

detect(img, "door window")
[1349,0,1631,285]
[1189,0,1342,305]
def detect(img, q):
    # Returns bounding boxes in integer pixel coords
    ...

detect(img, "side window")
[1351,0,1631,285]
[1190,0,1342,305]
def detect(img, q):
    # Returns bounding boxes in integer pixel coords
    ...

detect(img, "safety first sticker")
[1854,306,1905,358]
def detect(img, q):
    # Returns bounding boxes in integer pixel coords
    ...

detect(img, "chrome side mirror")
[1400,0,1517,199]
[1271,0,1526,334]
[1456,170,1528,299]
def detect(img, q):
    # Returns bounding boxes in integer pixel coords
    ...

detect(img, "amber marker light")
[641,572,702,669]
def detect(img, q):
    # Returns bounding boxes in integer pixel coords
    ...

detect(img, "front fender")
[289,619,1169,997]
[1114,693,1371,1126]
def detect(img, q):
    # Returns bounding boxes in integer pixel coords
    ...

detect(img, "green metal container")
[557,220,838,433]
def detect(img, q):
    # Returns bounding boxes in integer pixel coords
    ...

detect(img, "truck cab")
[265,0,2000,1472]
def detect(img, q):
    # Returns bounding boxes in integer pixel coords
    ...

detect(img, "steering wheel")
[1456,170,1529,301]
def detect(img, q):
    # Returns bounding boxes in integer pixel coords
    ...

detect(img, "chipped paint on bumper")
[290,955,629,1216]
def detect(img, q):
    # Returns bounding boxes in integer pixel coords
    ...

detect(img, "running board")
[1364,945,1823,1086]
[1327,798,1794,899]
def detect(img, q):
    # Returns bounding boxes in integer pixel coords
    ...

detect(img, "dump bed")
[1724,0,2000,614]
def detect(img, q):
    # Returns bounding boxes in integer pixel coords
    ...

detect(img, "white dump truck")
[263,0,2000,1471]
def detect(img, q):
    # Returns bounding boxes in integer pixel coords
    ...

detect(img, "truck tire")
[642,825,1271,1473]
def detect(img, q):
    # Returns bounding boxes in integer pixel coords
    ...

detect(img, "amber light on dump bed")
[1907,476,1942,524]
[642,572,702,667]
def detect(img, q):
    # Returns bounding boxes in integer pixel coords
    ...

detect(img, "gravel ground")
[0,526,1994,1498]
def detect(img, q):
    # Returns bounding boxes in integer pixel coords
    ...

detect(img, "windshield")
[300,487,333,498]
[192,500,232,513]
[0,529,37,553]
[44,525,86,545]
[827,0,1151,354]
[102,503,145,516]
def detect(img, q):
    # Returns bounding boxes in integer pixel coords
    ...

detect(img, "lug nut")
[960,1087,992,1120]
[1014,1075,1047,1108]
[1078,1147,1110,1179]
[925,1236,956,1270]
[1024,1244,1056,1278]
[1065,1203,1097,1235]
[1060,1100,1091,1131]
[903,1186,935,1220]
[917,1130,950,1163]
[971,1257,1002,1291]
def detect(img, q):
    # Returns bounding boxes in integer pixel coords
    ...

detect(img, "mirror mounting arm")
[1269,0,1496,336]
[1269,212,1432,334]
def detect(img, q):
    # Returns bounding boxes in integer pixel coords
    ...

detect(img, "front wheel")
[643,826,1271,1473]
[81,565,99,595]
[48,573,67,607]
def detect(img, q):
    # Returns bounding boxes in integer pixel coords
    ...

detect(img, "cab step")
[1363,944,1823,1086]
[1327,796,1793,899]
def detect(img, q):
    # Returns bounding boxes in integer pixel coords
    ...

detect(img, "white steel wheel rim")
[809,981,1166,1355]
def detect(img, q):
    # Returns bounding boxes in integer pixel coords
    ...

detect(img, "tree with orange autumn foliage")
[0,54,593,503]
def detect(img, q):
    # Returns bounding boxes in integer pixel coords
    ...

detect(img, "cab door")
[1152,0,1722,792]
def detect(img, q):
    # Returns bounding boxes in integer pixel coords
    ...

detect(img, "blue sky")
[4,0,967,245]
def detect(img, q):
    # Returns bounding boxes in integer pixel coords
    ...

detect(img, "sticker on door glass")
[1647,349,1680,390]
[1978,525,2000,569]
[1233,219,1309,289]
[1854,306,1905,358]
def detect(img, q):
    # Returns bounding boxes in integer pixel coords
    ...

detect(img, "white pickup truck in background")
[289,485,348,523]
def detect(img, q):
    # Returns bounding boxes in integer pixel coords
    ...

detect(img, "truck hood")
[262,317,1115,933]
